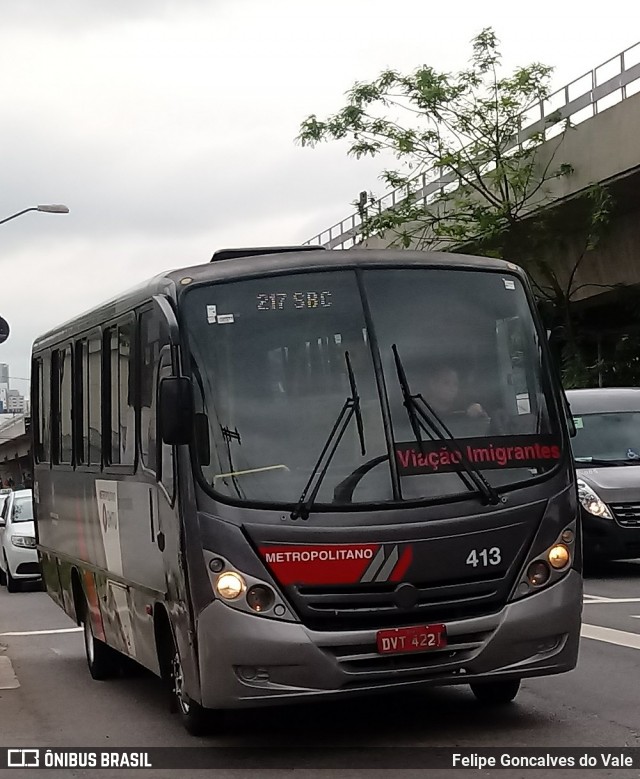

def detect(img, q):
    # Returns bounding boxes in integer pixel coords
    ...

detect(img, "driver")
[424,363,487,421]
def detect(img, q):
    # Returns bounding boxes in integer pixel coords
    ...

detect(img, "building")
[6,390,25,414]
[0,363,27,414]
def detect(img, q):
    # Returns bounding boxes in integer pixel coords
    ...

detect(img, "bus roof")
[32,248,523,350]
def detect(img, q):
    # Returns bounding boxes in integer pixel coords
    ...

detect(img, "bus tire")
[81,598,119,681]
[162,628,212,736]
[470,679,521,705]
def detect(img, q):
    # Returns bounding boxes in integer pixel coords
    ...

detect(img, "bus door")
[144,295,202,695]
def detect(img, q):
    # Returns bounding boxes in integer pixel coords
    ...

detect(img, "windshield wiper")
[290,352,366,520]
[392,344,501,506]
[575,457,640,467]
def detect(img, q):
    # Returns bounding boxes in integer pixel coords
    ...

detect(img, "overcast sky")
[0,0,638,390]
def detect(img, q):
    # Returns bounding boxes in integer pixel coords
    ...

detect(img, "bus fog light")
[215,571,246,600]
[548,544,570,569]
[527,561,550,587]
[536,636,561,653]
[246,585,275,613]
[237,666,270,682]
[561,529,574,544]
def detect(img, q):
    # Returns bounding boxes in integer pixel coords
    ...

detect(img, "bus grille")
[609,503,640,527]
[289,576,506,630]
[323,630,492,678]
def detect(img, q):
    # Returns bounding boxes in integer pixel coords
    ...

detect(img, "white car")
[0,489,40,592]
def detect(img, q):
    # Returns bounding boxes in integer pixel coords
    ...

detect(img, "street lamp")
[0,203,69,344]
[0,204,69,226]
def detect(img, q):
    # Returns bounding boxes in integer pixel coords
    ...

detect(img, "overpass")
[0,414,30,488]
[303,40,640,304]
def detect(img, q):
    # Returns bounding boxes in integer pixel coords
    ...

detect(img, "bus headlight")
[527,560,551,587]
[577,479,613,518]
[215,571,246,600]
[512,520,576,600]
[203,551,296,622]
[548,544,570,570]
[246,585,275,613]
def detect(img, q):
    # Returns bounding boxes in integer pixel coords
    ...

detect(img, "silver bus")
[31,247,582,734]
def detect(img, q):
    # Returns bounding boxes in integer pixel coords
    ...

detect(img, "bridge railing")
[304,41,640,250]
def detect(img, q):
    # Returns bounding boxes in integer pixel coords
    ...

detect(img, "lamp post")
[0,203,69,344]
[0,204,69,226]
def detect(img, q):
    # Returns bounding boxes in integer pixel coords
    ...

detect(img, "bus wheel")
[81,599,119,680]
[166,634,212,737]
[470,679,521,705]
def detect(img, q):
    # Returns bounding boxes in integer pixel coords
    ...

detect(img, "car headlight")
[11,535,36,548]
[577,478,613,518]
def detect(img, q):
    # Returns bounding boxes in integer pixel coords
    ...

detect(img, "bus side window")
[139,309,170,473]
[103,320,135,467]
[50,345,73,465]
[87,334,102,466]
[32,357,45,463]
[60,345,73,464]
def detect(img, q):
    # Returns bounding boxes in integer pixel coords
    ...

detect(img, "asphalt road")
[1,563,640,778]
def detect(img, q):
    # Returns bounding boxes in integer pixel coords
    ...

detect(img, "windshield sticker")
[503,278,516,290]
[206,305,217,324]
[216,313,235,324]
[395,435,561,476]
[573,417,584,429]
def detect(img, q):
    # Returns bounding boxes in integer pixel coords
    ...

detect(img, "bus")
[31,247,582,734]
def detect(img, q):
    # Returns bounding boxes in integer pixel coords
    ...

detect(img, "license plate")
[376,624,447,655]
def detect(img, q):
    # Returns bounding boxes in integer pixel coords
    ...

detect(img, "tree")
[297,28,615,386]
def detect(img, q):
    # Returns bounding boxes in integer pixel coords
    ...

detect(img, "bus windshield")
[183,267,560,508]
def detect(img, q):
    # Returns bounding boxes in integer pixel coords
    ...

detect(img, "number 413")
[466,547,502,567]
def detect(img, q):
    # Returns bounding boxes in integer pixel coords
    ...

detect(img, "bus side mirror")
[159,377,194,446]
[194,413,211,466]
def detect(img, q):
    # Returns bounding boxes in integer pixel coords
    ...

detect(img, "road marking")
[583,597,640,604]
[0,627,82,637]
[581,623,640,650]
[0,656,20,689]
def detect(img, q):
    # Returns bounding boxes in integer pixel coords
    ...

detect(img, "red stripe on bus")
[259,544,380,585]
[389,547,413,582]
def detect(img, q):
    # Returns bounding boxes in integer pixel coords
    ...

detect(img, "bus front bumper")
[196,569,582,709]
